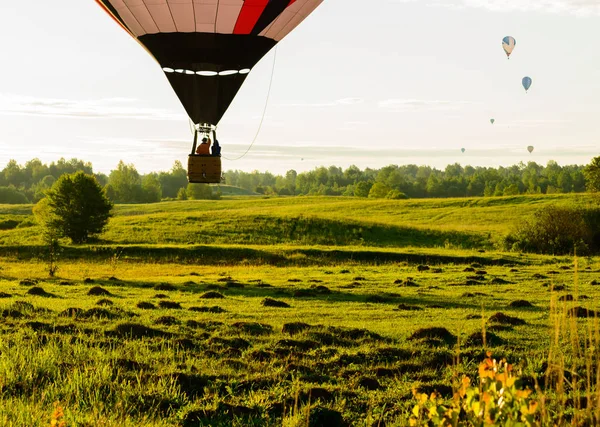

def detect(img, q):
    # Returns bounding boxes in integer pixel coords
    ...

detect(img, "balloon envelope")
[490,119,495,125]
[461,148,466,153]
[502,36,516,58]
[95,0,323,126]
[522,77,532,92]
[527,146,534,153]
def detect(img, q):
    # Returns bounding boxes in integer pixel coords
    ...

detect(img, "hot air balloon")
[527,146,534,154]
[522,77,532,93]
[461,148,466,153]
[95,0,324,183]
[490,119,495,125]
[502,36,516,59]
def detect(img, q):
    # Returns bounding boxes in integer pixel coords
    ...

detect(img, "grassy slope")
[0,193,592,247]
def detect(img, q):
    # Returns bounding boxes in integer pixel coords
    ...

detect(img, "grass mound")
[200,291,225,299]
[488,312,526,326]
[87,286,112,296]
[261,298,290,308]
[158,301,182,310]
[96,298,114,306]
[137,302,156,310]
[395,303,423,311]
[408,327,457,347]
[189,306,226,313]
[26,287,56,298]
[509,300,534,308]
[0,292,12,298]
[108,323,171,339]
[154,283,176,291]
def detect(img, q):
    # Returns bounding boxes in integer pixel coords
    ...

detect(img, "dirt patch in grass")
[137,302,156,310]
[490,278,511,285]
[200,291,225,299]
[0,292,12,298]
[261,298,290,308]
[357,377,381,390]
[569,307,598,318]
[395,303,423,311]
[19,279,38,286]
[154,283,176,291]
[231,322,273,336]
[509,300,534,308]
[189,306,226,313]
[488,312,526,326]
[26,287,56,298]
[87,286,112,296]
[153,294,169,299]
[158,301,182,310]
[408,327,457,347]
[365,294,396,304]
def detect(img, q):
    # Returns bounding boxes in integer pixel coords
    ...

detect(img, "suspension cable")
[222,46,277,161]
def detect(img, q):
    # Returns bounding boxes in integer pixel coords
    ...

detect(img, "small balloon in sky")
[522,77,532,92]
[490,118,495,125]
[502,36,516,59]
[527,146,534,154]
[461,148,466,153]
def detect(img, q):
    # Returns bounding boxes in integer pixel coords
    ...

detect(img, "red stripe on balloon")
[94,0,130,34]
[234,0,269,34]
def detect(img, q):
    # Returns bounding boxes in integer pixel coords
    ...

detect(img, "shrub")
[502,205,600,255]
[0,186,29,204]
[386,190,408,199]
[34,172,113,244]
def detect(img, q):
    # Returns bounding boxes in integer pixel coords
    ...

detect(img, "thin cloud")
[278,98,364,108]
[378,99,474,112]
[391,0,600,15]
[0,94,182,121]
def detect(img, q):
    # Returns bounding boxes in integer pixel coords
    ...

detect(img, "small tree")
[35,172,113,244]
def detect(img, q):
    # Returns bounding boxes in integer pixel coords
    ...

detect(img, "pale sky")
[0,0,598,175]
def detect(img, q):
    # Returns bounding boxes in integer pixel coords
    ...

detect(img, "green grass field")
[0,194,598,426]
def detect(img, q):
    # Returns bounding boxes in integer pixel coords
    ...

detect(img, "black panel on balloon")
[138,33,276,71]
[165,73,248,126]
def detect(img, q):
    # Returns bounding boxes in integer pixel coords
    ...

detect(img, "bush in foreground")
[34,172,113,244]
[502,204,600,255]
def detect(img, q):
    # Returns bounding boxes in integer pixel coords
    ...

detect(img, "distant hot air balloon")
[527,146,534,154]
[490,119,495,125]
[461,148,466,153]
[502,36,516,59]
[522,77,532,93]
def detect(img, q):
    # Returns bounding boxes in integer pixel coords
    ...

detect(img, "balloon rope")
[223,46,277,161]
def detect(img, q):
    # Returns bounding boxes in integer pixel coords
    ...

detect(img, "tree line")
[0,157,597,204]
